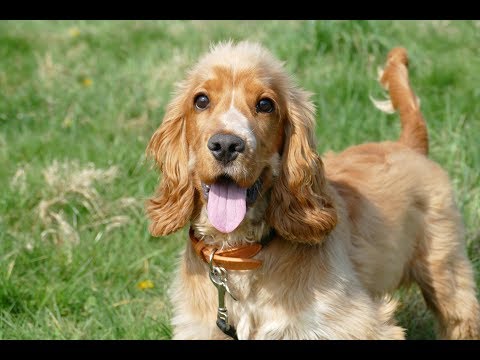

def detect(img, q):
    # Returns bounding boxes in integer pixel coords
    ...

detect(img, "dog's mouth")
[201,175,262,234]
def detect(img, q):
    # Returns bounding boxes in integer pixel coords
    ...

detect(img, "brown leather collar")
[189,227,275,271]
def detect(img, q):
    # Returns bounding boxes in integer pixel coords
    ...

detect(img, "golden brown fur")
[146,42,480,339]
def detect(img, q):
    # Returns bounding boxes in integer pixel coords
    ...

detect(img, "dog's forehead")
[195,64,274,90]
[191,46,285,88]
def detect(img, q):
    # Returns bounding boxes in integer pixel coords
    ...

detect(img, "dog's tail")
[375,47,429,156]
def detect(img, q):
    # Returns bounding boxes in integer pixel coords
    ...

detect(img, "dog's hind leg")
[411,190,480,339]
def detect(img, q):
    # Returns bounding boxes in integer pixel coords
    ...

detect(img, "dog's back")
[323,48,480,339]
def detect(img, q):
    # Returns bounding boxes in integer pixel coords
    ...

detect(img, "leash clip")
[209,250,238,339]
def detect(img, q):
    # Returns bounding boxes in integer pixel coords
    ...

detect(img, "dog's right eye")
[194,94,210,110]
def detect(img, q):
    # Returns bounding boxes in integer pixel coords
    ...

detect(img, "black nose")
[207,133,245,164]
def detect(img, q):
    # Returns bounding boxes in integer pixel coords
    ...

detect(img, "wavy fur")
[146,84,195,236]
[267,87,337,244]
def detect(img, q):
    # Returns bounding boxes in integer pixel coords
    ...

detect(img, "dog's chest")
[225,271,302,340]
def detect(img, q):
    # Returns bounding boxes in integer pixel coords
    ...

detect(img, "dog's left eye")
[256,98,275,113]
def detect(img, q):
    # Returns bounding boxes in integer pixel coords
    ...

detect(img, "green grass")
[1,20,479,340]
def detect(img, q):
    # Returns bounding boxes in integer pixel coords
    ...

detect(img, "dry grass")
[21,160,142,263]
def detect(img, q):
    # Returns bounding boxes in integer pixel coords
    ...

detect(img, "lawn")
[1,20,479,339]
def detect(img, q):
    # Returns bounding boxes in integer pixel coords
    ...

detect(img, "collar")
[189,227,275,271]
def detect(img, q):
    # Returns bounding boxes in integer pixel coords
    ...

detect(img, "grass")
[0,20,479,340]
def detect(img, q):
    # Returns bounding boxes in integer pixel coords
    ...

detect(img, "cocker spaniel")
[146,41,480,339]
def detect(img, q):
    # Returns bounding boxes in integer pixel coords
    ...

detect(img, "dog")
[145,41,480,339]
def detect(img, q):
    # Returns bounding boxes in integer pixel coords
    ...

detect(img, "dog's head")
[146,41,337,244]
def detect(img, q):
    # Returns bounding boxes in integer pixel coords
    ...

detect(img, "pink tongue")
[207,182,247,233]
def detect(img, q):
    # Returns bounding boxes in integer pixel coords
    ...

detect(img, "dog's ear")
[267,87,337,244]
[146,83,195,236]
